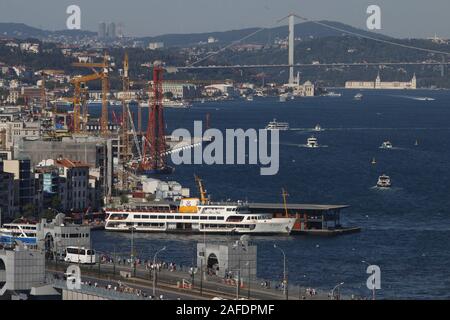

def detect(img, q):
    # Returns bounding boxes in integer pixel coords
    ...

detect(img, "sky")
[0,0,449,39]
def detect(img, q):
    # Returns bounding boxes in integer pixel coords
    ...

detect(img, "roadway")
[47,260,331,300]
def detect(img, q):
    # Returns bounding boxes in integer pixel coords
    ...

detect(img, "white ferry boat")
[324,92,342,97]
[265,119,289,131]
[377,175,392,188]
[380,141,393,149]
[306,136,319,148]
[104,198,296,235]
[0,223,38,245]
[139,100,191,109]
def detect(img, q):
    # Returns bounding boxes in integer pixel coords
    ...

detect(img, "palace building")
[345,72,417,90]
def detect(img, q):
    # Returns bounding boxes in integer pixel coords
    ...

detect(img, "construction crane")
[138,62,173,175]
[70,73,103,133]
[71,53,110,135]
[194,175,208,205]
[120,52,132,189]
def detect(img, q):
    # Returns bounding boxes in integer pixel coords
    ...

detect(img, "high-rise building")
[107,22,116,38]
[2,158,35,215]
[0,160,15,220]
[98,22,107,38]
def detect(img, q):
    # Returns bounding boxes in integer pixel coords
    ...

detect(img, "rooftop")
[248,203,349,211]
[55,158,90,169]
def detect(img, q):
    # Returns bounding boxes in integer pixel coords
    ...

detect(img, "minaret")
[288,14,295,85]
[411,73,417,89]
[375,71,381,88]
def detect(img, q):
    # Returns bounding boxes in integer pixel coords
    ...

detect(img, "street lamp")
[129,226,136,277]
[152,246,166,297]
[274,244,288,300]
[331,282,344,300]
[189,267,198,288]
[362,260,376,300]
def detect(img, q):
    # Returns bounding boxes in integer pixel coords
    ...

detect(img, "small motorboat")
[306,136,319,148]
[314,124,323,132]
[377,174,391,188]
[380,141,393,149]
[354,93,363,100]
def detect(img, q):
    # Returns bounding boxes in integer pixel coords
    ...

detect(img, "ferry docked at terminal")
[104,198,296,235]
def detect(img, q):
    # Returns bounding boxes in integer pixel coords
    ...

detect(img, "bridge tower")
[288,13,295,85]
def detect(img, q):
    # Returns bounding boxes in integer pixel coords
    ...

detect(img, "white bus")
[64,247,96,264]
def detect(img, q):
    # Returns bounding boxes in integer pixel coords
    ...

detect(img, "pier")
[249,203,360,235]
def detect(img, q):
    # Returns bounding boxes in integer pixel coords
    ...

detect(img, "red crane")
[139,63,173,175]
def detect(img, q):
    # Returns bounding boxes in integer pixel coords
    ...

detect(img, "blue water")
[90,90,450,299]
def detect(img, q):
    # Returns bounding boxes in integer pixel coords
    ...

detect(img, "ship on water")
[104,198,295,235]
[104,177,295,235]
[265,119,289,131]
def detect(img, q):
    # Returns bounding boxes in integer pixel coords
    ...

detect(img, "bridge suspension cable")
[292,14,450,57]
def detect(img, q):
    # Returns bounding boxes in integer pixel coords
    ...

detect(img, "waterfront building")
[345,72,417,89]
[39,213,91,258]
[204,84,236,97]
[0,161,15,220]
[284,73,315,97]
[1,213,91,258]
[161,83,201,99]
[2,158,35,215]
[36,158,89,212]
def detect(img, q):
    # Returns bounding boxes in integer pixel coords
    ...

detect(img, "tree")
[50,196,62,211]
[40,209,56,220]
[22,203,36,218]
[120,194,129,204]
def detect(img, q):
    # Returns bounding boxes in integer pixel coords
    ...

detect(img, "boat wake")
[370,186,403,192]
[389,95,436,101]
[282,143,328,148]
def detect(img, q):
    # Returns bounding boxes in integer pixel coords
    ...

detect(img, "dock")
[248,203,361,236]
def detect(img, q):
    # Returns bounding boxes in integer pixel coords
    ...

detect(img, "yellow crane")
[282,188,289,218]
[70,73,103,133]
[71,53,110,135]
[194,175,208,205]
